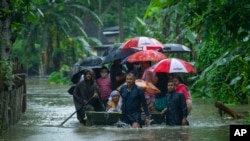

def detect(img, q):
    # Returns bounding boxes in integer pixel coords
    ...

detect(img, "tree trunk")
[53,29,61,71]
[44,34,53,75]
[0,0,12,60]
[118,0,124,42]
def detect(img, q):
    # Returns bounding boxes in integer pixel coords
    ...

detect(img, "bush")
[48,65,71,84]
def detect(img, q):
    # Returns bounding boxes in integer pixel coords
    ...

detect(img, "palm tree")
[19,0,102,75]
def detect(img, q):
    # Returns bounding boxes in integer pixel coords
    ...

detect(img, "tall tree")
[118,0,124,42]
[0,0,12,59]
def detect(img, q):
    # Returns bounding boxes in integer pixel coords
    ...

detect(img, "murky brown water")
[0,77,249,141]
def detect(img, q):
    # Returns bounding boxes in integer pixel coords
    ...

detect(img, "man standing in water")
[161,80,188,126]
[73,69,104,124]
[120,73,150,128]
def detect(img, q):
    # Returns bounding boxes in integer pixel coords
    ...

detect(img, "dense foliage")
[11,0,103,75]
[9,0,151,82]
[144,0,250,104]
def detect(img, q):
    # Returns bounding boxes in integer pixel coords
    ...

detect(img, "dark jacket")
[120,84,149,116]
[73,78,104,122]
[72,69,104,123]
[165,91,188,126]
[110,64,126,90]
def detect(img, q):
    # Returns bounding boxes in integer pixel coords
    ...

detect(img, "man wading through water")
[120,73,150,128]
[73,69,104,124]
[161,80,188,126]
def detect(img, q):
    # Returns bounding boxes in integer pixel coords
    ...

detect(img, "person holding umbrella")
[120,73,150,128]
[110,59,126,90]
[141,61,158,112]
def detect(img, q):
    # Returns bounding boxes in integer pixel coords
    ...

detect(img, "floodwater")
[0,77,249,141]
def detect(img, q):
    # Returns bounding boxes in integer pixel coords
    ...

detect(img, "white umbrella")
[149,58,196,73]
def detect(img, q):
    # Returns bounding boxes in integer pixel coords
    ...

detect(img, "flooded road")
[0,77,249,141]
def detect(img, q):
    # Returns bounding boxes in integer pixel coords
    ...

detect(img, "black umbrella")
[74,56,104,67]
[163,43,191,53]
[69,56,104,84]
[103,44,138,64]
[69,66,85,84]
[102,43,123,56]
[69,66,102,84]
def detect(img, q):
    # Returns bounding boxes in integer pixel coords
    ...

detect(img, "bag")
[154,96,167,111]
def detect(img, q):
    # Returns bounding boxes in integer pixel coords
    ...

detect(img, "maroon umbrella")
[126,50,166,62]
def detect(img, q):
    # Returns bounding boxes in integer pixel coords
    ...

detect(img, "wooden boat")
[85,111,165,126]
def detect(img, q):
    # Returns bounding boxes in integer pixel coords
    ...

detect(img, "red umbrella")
[149,58,197,73]
[120,36,164,51]
[126,50,167,62]
[117,79,161,95]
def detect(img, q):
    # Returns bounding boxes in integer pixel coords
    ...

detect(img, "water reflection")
[0,77,249,141]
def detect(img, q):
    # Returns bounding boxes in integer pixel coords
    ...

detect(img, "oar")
[60,97,93,126]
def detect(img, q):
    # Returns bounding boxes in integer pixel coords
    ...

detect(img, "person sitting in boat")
[154,72,169,112]
[96,66,112,108]
[73,68,105,124]
[141,61,158,112]
[172,76,192,115]
[106,90,122,113]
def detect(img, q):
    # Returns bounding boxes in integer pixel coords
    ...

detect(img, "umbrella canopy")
[102,43,123,56]
[103,45,138,64]
[149,58,196,73]
[69,66,85,84]
[74,56,104,67]
[126,50,167,63]
[120,36,164,51]
[117,79,161,95]
[163,43,191,53]
[69,66,102,84]
[70,56,104,84]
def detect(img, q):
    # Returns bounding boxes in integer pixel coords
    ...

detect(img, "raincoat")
[73,69,104,123]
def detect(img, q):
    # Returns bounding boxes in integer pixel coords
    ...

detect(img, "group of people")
[72,58,192,127]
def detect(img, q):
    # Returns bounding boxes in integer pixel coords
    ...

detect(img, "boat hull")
[85,111,165,126]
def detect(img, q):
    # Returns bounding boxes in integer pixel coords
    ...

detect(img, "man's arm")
[139,88,150,126]
[179,93,188,125]
[140,88,150,117]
